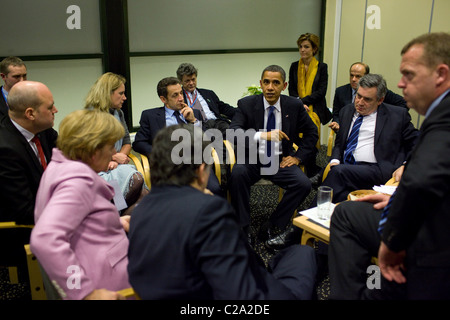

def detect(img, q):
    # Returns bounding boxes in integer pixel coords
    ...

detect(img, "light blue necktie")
[343,115,364,164]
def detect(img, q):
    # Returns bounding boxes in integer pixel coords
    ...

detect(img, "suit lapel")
[374,104,387,145]
[341,106,354,141]
[280,96,290,135]
[156,106,167,129]
[254,95,265,130]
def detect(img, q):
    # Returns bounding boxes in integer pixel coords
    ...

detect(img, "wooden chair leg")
[24,244,47,300]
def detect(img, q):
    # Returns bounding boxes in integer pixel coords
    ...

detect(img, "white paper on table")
[298,203,336,229]
[372,185,397,195]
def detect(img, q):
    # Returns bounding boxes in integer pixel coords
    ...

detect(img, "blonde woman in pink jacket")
[30,109,131,300]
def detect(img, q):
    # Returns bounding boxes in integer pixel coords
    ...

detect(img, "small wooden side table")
[293,215,330,247]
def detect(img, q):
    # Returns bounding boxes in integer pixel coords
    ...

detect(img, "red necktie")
[31,135,47,170]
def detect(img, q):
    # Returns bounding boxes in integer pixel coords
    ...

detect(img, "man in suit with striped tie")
[328,32,450,300]
[316,73,418,204]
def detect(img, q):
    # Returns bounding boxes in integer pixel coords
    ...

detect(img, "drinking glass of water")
[317,186,333,220]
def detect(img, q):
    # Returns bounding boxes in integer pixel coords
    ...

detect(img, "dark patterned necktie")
[266,106,275,157]
[173,110,184,124]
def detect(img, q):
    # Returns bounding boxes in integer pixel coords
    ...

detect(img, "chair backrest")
[129,151,151,189]
[24,244,47,300]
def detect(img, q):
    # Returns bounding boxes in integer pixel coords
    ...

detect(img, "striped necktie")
[343,115,364,164]
[378,191,396,234]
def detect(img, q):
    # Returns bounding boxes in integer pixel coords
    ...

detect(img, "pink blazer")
[30,148,130,300]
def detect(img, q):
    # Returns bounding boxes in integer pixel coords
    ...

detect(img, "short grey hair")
[357,73,387,100]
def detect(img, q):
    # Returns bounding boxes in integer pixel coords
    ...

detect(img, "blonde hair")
[297,33,320,56]
[84,72,126,112]
[57,109,124,163]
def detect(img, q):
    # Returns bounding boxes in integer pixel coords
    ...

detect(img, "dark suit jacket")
[0,87,8,117]
[183,88,236,121]
[382,92,450,268]
[128,184,303,299]
[0,115,57,224]
[332,83,408,123]
[288,60,332,125]
[331,103,418,182]
[132,106,204,156]
[229,94,318,165]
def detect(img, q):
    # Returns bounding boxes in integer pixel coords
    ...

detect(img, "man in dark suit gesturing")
[318,73,418,204]
[228,65,318,249]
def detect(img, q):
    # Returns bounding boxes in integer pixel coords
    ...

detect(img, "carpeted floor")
[247,145,331,300]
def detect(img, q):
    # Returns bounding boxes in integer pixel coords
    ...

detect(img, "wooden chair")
[117,287,141,300]
[0,222,33,285]
[24,244,47,300]
[327,129,336,157]
[129,151,151,189]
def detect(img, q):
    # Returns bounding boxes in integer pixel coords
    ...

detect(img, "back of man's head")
[150,123,212,187]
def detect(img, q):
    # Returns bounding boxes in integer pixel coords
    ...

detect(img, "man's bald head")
[8,81,50,114]
[7,81,57,134]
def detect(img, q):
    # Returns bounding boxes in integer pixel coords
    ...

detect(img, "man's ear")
[159,96,167,105]
[197,163,210,188]
[24,107,35,120]
[436,64,449,87]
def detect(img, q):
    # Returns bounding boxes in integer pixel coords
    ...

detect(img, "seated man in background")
[132,76,223,196]
[311,73,418,204]
[328,62,408,133]
[0,56,28,117]
[176,62,236,135]
[128,124,317,300]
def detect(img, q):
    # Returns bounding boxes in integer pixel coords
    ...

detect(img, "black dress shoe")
[265,226,301,250]
[257,221,274,242]
[309,172,322,189]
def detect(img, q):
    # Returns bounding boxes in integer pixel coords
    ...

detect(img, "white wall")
[130,51,299,127]
[25,59,103,131]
